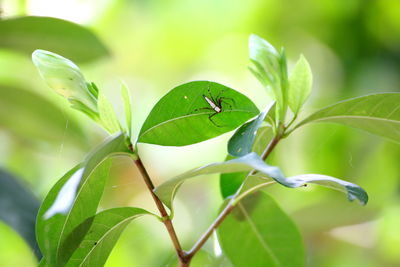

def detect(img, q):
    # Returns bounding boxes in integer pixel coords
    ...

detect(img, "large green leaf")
[0,84,86,145]
[0,16,109,63]
[220,126,274,198]
[294,93,400,143]
[217,192,304,267]
[236,174,368,205]
[288,55,312,115]
[154,152,284,210]
[0,169,41,259]
[62,207,151,266]
[228,102,274,157]
[36,133,130,266]
[138,81,259,146]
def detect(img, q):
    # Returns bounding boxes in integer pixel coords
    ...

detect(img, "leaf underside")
[296,93,400,143]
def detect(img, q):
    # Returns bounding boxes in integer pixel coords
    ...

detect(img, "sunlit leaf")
[32,49,97,113]
[249,34,287,123]
[218,192,305,267]
[294,93,400,143]
[0,16,109,63]
[63,207,152,266]
[121,82,133,138]
[288,55,312,115]
[138,81,259,146]
[154,152,284,209]
[0,169,41,259]
[98,93,121,134]
[228,102,275,157]
[36,133,130,266]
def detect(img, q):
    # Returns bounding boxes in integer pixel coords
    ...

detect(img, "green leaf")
[0,84,86,146]
[0,169,41,259]
[0,16,109,63]
[217,192,305,267]
[154,152,284,210]
[138,81,259,146]
[63,207,151,266]
[220,126,274,198]
[98,93,121,134]
[32,50,98,112]
[249,34,286,123]
[36,133,130,266]
[288,55,312,115]
[121,82,133,138]
[228,102,275,157]
[294,93,400,143]
[236,174,368,205]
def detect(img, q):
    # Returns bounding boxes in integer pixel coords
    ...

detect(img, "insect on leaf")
[138,81,259,146]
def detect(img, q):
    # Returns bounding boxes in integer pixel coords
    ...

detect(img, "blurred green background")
[0,0,399,266]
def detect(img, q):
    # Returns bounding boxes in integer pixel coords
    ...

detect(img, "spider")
[192,84,235,127]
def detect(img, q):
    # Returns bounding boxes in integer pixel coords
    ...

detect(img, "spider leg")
[220,97,235,110]
[191,107,214,114]
[208,112,223,127]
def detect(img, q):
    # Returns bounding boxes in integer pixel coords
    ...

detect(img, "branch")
[130,148,186,261]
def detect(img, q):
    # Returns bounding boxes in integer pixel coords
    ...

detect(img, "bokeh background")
[0,0,400,266]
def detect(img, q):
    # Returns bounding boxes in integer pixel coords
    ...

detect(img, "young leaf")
[249,34,287,124]
[236,173,368,205]
[228,102,275,157]
[154,152,285,210]
[138,81,259,146]
[121,82,133,137]
[220,126,274,198]
[217,192,305,267]
[32,49,98,112]
[294,93,400,143]
[98,93,122,134]
[0,169,41,259]
[36,133,130,266]
[61,207,152,266]
[0,16,109,63]
[288,55,312,115]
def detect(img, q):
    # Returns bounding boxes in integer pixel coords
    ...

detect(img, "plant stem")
[185,134,283,262]
[131,152,186,262]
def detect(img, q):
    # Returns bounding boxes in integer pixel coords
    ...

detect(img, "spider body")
[192,84,235,127]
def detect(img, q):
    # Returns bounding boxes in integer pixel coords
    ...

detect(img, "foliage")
[7,34,396,267]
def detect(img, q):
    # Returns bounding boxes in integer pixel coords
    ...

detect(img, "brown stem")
[185,134,283,262]
[132,154,186,261]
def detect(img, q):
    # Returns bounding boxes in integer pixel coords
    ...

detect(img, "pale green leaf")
[120,82,133,137]
[98,93,121,134]
[154,152,285,209]
[288,55,312,114]
[236,174,368,205]
[294,93,400,143]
